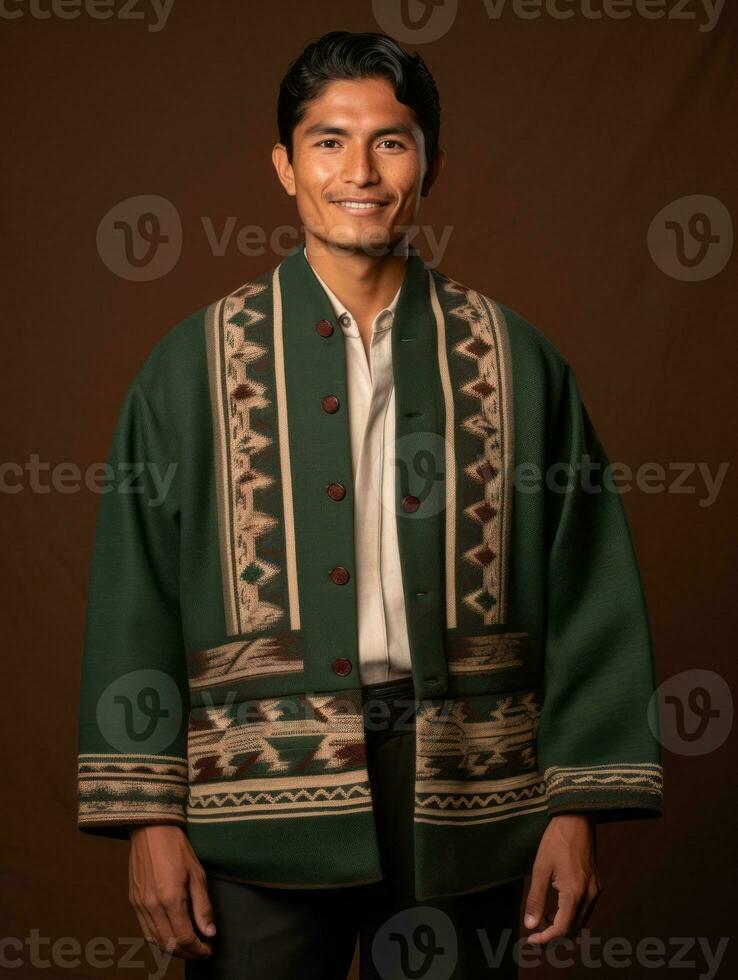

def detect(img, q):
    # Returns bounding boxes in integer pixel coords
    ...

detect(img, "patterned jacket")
[77,241,663,900]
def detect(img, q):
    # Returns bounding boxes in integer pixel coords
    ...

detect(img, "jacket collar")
[301,244,402,336]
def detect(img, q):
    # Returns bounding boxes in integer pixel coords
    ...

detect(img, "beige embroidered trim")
[415,690,544,825]
[446,631,529,675]
[187,691,373,821]
[187,635,305,691]
[205,275,299,638]
[544,763,663,798]
[429,270,457,629]
[78,753,188,825]
[438,277,514,624]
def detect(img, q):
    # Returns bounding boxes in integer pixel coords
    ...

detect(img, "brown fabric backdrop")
[2,2,736,977]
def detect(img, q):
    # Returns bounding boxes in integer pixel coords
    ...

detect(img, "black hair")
[277,31,441,172]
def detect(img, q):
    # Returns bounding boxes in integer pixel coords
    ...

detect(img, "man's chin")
[318,226,406,258]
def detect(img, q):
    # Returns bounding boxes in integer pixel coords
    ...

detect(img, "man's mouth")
[330,198,390,211]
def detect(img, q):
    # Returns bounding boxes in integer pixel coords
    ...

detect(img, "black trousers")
[185,677,524,979]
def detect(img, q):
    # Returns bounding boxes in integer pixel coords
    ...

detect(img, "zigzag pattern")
[441,279,509,623]
[544,764,663,796]
[417,778,547,813]
[189,783,371,810]
[221,281,284,634]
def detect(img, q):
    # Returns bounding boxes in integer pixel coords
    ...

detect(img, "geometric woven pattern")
[205,271,300,639]
[78,753,188,829]
[445,631,529,676]
[187,690,372,822]
[544,763,664,811]
[415,689,548,825]
[432,272,514,626]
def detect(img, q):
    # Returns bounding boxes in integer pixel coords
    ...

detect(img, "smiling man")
[77,30,664,980]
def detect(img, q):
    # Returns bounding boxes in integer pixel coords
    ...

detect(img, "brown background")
[2,1,736,977]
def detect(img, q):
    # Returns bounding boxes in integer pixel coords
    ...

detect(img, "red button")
[329,565,350,585]
[327,482,346,501]
[402,495,420,513]
[332,657,352,676]
[322,395,340,414]
[316,319,334,338]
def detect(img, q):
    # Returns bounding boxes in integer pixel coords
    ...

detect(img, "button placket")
[305,251,412,684]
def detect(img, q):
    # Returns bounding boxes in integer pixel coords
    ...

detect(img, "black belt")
[361,674,415,705]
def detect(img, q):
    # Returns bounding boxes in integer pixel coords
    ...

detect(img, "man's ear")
[272,143,296,197]
[421,147,446,198]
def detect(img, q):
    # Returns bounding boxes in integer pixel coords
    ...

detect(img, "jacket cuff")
[543,763,664,818]
[78,753,188,838]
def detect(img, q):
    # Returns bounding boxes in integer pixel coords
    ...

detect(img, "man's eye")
[317,139,340,148]
[379,140,404,149]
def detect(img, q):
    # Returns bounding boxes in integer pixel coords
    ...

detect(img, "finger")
[131,903,160,951]
[523,860,552,930]
[188,866,217,939]
[131,895,165,953]
[575,879,602,934]
[163,894,213,960]
[527,887,578,944]
[145,900,184,960]
[567,882,593,937]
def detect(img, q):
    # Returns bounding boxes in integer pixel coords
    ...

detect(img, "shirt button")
[332,657,352,676]
[401,495,420,513]
[322,395,340,414]
[338,313,351,328]
[329,565,350,585]
[327,482,346,501]
[315,319,334,337]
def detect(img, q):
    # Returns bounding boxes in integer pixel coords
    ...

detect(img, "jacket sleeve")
[77,377,190,839]
[535,363,664,822]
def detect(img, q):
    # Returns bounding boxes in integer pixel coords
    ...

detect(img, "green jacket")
[77,241,663,900]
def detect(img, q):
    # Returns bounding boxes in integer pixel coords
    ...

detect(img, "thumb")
[189,869,216,937]
[524,862,551,929]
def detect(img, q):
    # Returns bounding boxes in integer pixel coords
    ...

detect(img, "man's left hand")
[523,812,601,945]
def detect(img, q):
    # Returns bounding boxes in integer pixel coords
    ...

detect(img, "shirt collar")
[303,244,402,336]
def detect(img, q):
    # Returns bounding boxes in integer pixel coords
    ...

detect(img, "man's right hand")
[128,825,216,961]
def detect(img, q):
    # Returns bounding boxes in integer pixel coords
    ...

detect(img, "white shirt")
[304,247,413,685]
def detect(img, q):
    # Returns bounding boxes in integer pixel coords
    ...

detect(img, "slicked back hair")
[277,30,441,172]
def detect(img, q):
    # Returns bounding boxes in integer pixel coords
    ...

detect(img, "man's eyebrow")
[301,123,416,139]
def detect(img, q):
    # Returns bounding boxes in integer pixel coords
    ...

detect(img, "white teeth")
[333,201,385,209]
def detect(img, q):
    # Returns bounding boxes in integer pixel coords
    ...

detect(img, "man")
[77,30,663,979]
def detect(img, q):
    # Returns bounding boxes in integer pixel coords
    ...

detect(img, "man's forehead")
[296,84,419,135]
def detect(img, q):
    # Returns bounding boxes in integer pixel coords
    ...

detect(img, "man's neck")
[304,237,408,333]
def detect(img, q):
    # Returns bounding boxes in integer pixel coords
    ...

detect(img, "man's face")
[274,76,441,254]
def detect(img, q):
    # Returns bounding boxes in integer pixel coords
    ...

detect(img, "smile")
[331,200,389,212]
